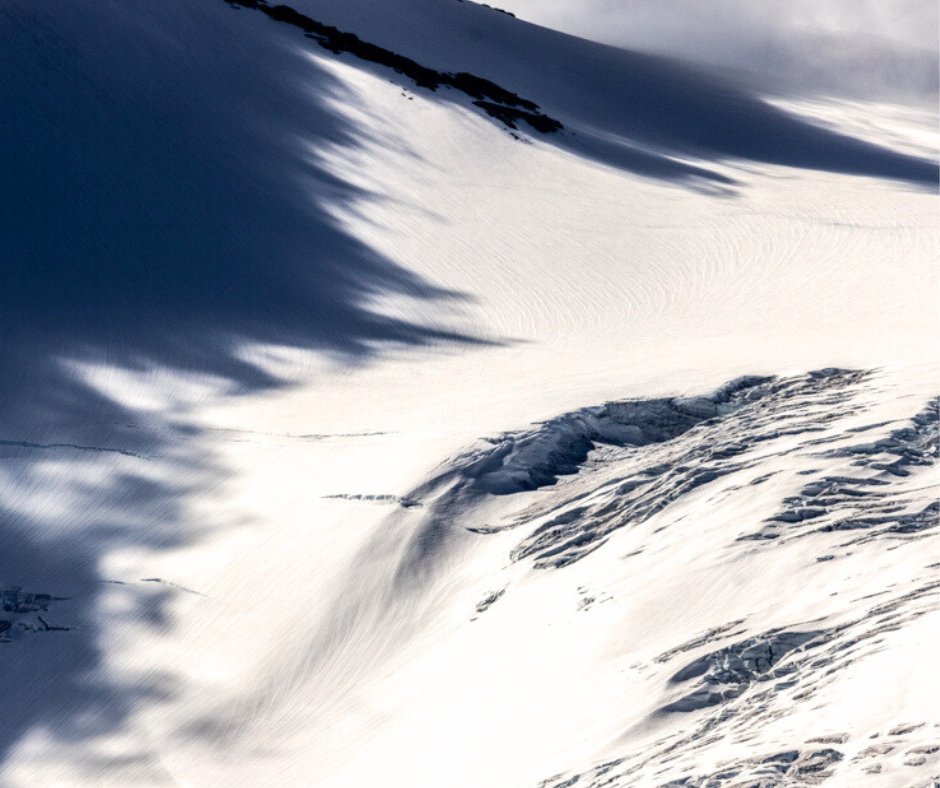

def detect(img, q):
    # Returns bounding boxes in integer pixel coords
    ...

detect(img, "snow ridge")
[226,0,562,132]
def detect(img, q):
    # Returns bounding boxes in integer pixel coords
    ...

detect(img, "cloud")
[494,0,939,103]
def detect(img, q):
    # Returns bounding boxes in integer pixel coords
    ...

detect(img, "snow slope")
[0,0,937,785]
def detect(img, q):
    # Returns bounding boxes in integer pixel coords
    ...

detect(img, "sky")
[493,0,940,104]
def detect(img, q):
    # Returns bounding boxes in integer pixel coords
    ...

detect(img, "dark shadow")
[0,2,478,400]
[0,459,190,769]
[0,0,483,770]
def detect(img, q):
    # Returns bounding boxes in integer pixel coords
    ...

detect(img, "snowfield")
[0,0,937,786]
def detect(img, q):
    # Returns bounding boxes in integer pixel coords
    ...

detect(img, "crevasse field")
[1,1,938,786]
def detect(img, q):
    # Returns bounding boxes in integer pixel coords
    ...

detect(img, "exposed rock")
[226,0,563,134]
[475,588,505,614]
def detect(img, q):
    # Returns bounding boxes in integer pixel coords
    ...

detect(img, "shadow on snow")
[0,0,480,770]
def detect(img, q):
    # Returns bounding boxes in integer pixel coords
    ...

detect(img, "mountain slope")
[0,1,936,786]
[228,0,938,184]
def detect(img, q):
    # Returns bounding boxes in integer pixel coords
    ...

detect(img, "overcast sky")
[494,0,939,103]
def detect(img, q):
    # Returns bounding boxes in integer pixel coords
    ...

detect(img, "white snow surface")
[0,1,937,786]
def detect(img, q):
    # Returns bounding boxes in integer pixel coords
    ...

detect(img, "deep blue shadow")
[0,0,480,769]
[0,1,476,401]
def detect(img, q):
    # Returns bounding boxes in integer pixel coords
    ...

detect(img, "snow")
[0,0,937,786]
